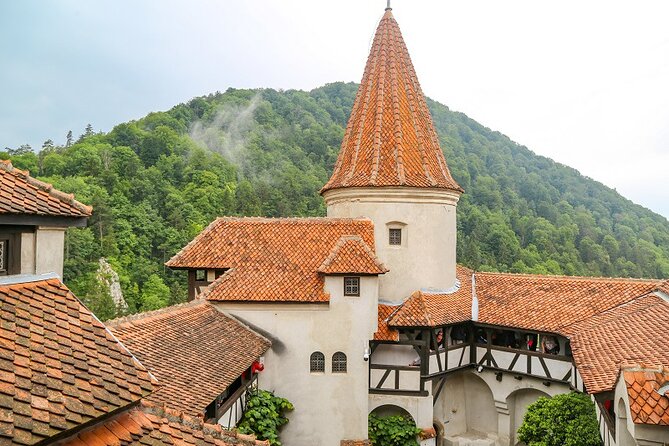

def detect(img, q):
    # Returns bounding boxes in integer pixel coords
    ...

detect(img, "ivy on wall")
[237,389,294,446]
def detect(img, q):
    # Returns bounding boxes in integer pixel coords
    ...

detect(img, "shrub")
[368,413,421,446]
[517,392,602,446]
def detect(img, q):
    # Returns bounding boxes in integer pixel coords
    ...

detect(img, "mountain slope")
[4,82,668,319]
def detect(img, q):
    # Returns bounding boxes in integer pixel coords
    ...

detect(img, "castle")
[0,5,667,446]
[163,7,669,446]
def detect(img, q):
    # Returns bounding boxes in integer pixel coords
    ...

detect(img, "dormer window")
[344,277,360,296]
[389,228,402,246]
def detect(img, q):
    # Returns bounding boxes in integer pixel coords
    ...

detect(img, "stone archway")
[434,371,498,443]
[506,388,550,445]
[370,404,415,421]
[617,399,636,446]
[433,420,445,446]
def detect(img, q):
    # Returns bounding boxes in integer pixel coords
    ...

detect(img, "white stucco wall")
[34,227,66,276]
[215,275,379,446]
[324,187,460,304]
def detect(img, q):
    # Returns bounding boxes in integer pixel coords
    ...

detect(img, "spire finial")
[386,0,391,11]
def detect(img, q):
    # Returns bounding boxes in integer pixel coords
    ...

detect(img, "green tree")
[517,392,602,446]
[140,274,170,311]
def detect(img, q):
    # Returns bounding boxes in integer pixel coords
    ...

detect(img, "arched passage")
[617,399,635,446]
[370,404,415,421]
[506,388,550,445]
[434,371,498,440]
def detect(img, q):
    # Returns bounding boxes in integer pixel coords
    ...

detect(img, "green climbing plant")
[368,413,421,446]
[237,388,294,446]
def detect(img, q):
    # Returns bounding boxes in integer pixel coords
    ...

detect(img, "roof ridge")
[213,216,374,223]
[139,401,269,445]
[475,270,663,283]
[0,159,93,216]
[106,299,206,327]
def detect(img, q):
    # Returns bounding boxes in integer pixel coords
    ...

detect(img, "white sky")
[1,0,668,219]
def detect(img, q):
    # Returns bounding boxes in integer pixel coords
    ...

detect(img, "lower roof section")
[107,301,270,415]
[0,275,155,445]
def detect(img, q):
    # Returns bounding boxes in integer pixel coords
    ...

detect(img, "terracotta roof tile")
[474,272,659,333]
[0,277,155,445]
[61,400,269,446]
[389,265,473,327]
[167,217,377,303]
[374,304,400,341]
[621,365,669,425]
[566,293,669,393]
[0,160,92,217]
[385,268,668,395]
[317,235,388,275]
[107,301,270,416]
[321,10,462,194]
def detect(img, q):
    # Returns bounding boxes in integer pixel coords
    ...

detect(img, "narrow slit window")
[332,352,347,373]
[310,352,325,373]
[389,228,402,246]
[344,277,360,296]
[0,240,6,275]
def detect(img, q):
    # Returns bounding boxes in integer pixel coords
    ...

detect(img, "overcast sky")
[1,0,668,219]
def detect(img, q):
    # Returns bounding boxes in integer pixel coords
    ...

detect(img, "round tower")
[321,8,463,304]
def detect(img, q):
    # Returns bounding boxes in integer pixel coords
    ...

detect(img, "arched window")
[332,352,347,373]
[310,352,325,373]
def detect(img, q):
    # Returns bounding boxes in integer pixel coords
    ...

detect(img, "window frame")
[388,227,402,246]
[332,352,347,373]
[343,276,360,297]
[310,351,325,373]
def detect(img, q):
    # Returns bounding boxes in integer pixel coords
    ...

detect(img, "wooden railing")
[368,327,577,396]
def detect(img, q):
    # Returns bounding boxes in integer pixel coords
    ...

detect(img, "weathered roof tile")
[0,160,92,217]
[107,301,270,416]
[0,277,155,445]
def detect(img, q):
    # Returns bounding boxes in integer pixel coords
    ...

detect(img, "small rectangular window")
[344,277,360,296]
[389,228,402,245]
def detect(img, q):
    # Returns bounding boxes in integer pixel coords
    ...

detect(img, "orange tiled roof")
[167,217,378,303]
[384,268,668,395]
[374,304,400,341]
[0,160,92,217]
[0,276,155,445]
[321,10,462,194]
[60,400,269,446]
[622,365,669,426]
[474,272,660,333]
[390,265,473,327]
[566,292,669,393]
[317,235,388,275]
[107,301,270,415]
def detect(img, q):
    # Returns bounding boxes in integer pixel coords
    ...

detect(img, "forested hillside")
[3,82,668,320]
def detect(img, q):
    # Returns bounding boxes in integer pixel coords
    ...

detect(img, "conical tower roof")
[322,9,463,194]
